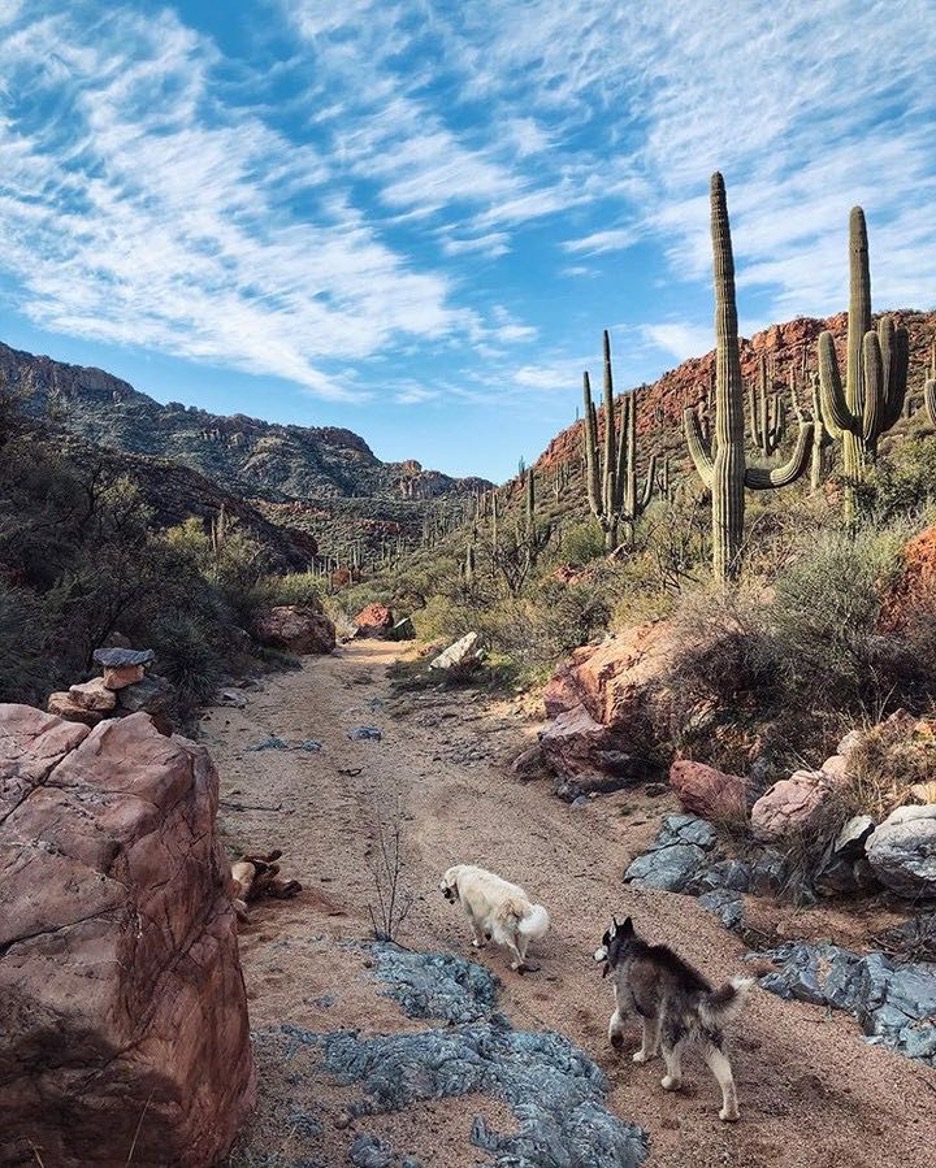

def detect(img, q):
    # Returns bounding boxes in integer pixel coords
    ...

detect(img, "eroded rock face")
[539,622,678,792]
[0,706,255,1167]
[256,604,336,654]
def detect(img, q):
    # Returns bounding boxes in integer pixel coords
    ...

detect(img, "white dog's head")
[439,866,462,903]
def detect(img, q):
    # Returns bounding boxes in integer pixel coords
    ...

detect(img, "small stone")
[47,692,104,727]
[103,664,145,690]
[68,678,118,713]
[93,647,155,668]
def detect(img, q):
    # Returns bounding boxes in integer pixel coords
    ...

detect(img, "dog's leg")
[505,938,525,970]
[467,910,487,948]
[633,1014,662,1063]
[608,1008,626,1048]
[704,1044,740,1122]
[660,1038,685,1091]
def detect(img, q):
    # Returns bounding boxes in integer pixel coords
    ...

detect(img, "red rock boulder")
[0,706,255,1167]
[669,759,749,821]
[353,603,394,639]
[750,767,847,841]
[539,621,681,792]
[256,604,336,654]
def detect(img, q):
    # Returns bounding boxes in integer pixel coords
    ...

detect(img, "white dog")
[439,863,550,971]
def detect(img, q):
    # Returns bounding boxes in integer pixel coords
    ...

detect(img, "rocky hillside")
[0,342,490,505]
[536,309,936,471]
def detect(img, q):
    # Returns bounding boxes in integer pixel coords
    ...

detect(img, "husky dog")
[594,916,753,1121]
[440,864,550,971]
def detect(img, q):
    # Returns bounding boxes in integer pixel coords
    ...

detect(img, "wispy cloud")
[0,0,933,481]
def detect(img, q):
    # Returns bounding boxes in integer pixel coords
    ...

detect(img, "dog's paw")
[632,1050,649,1064]
[471,939,486,948]
[719,1106,740,1123]
[661,1075,681,1091]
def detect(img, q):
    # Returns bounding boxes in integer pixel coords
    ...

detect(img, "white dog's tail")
[517,902,550,942]
[699,975,754,1028]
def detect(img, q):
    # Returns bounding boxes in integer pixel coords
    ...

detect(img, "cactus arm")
[640,453,658,509]
[879,316,908,430]
[683,405,715,489]
[745,422,814,489]
[602,330,618,517]
[818,331,852,438]
[926,340,936,426]
[861,330,885,446]
[582,372,602,518]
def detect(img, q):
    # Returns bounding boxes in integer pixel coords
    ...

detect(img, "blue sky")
[1,1,934,484]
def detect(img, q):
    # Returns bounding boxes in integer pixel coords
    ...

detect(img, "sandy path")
[206,641,936,1168]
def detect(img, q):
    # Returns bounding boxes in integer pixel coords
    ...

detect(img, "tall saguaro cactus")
[818,207,908,521]
[582,332,656,551]
[684,173,813,581]
[924,340,936,426]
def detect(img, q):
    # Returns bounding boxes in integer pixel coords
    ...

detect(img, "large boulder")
[0,706,255,1167]
[538,622,680,792]
[538,706,644,797]
[750,767,847,841]
[669,759,749,821]
[866,805,936,897]
[256,604,336,654]
[352,603,395,639]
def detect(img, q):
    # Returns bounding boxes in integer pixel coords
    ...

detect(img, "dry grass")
[843,716,936,818]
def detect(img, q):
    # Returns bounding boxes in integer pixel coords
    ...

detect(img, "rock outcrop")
[538,622,677,795]
[0,705,254,1167]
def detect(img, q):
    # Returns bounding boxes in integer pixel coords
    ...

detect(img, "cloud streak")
[0,0,932,479]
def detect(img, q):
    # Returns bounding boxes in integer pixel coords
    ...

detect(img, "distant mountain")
[0,342,491,505]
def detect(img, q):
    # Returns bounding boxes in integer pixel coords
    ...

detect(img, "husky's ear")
[621,916,635,936]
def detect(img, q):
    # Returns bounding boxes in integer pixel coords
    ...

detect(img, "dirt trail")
[206,641,936,1168]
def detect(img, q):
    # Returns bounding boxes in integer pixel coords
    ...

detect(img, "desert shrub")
[0,582,51,703]
[765,524,925,715]
[661,583,792,772]
[860,434,936,522]
[558,519,606,565]
[147,610,229,723]
[249,570,323,610]
[841,717,936,819]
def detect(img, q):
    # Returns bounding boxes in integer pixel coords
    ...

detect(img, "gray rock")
[757,943,828,1006]
[698,889,745,932]
[750,849,789,896]
[884,964,936,1021]
[371,945,500,1025]
[687,859,752,895]
[649,814,718,851]
[348,726,382,741]
[624,844,706,892]
[246,735,290,751]
[834,815,876,858]
[866,805,936,896]
[116,674,171,714]
[350,1134,396,1168]
[429,632,481,671]
[93,647,155,668]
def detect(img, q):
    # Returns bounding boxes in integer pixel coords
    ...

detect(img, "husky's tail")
[699,975,754,1028]
[517,902,550,941]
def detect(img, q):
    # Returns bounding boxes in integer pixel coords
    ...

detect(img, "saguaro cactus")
[582,333,656,551]
[818,207,908,521]
[924,340,936,426]
[747,355,785,457]
[684,173,813,581]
